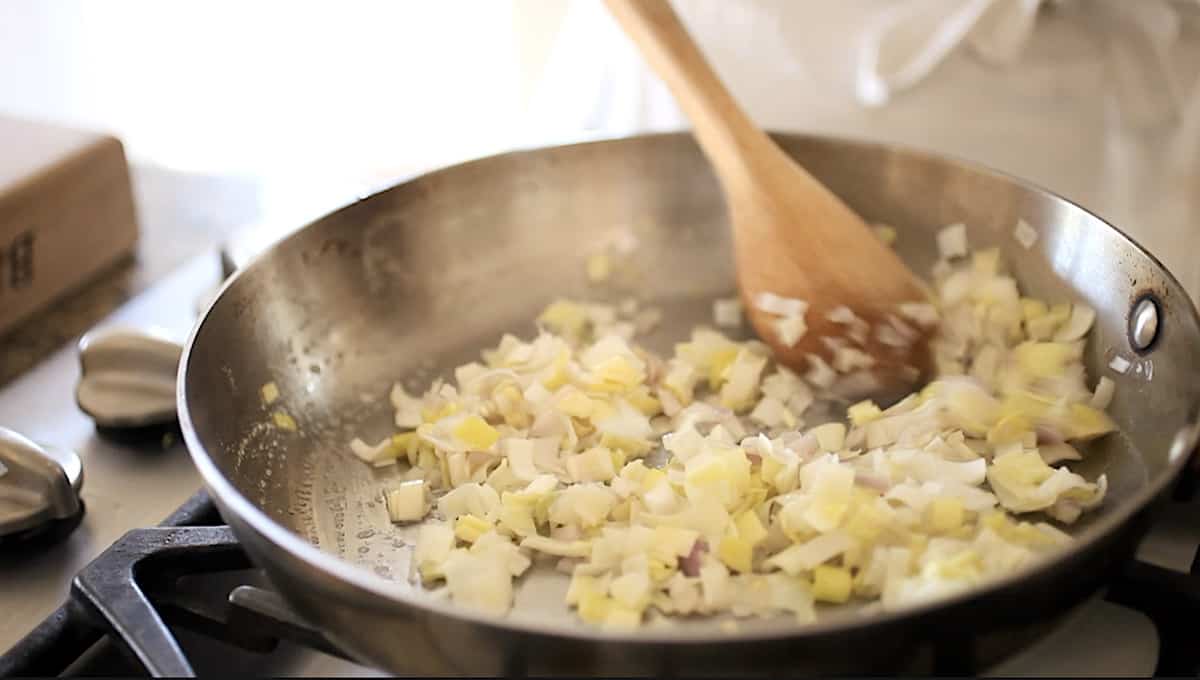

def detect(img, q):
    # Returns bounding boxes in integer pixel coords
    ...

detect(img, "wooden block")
[0,115,139,336]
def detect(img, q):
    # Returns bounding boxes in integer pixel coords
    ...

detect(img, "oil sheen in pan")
[289,289,1147,635]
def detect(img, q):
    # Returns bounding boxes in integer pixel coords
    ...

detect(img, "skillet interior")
[181,132,1200,646]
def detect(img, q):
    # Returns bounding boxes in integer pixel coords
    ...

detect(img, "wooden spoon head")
[730,166,936,401]
[599,0,935,400]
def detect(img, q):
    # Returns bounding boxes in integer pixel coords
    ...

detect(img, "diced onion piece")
[821,336,847,353]
[925,497,964,533]
[663,424,707,461]
[827,305,861,325]
[594,398,654,442]
[391,383,425,428]
[765,532,854,575]
[773,315,807,349]
[986,451,1102,515]
[848,400,882,426]
[884,317,920,350]
[1091,376,1115,410]
[566,447,617,483]
[1013,341,1079,378]
[1059,402,1117,441]
[898,303,940,328]
[549,483,616,529]
[1109,355,1131,374]
[832,346,875,373]
[454,362,487,388]
[1053,305,1096,342]
[522,535,592,557]
[876,323,911,348]
[452,416,500,451]
[749,396,794,429]
[442,550,514,615]
[455,514,493,543]
[885,481,939,512]
[809,423,846,452]
[538,300,590,337]
[663,358,699,405]
[386,480,429,523]
[762,367,810,404]
[937,223,968,259]
[766,573,815,619]
[812,565,853,603]
[753,292,808,318]
[1013,219,1038,249]
[717,536,754,573]
[438,483,502,522]
[1039,442,1082,465]
[973,248,1001,276]
[1046,474,1107,523]
[500,438,541,481]
[610,572,652,610]
[719,350,768,410]
[414,523,455,580]
[804,354,837,388]
[349,437,398,465]
[734,511,769,546]
[713,298,743,328]
[472,531,532,577]
[646,479,683,513]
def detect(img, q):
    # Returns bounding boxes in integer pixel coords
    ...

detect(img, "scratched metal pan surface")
[178,132,1200,675]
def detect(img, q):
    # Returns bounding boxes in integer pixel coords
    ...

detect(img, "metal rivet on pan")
[1131,297,1160,351]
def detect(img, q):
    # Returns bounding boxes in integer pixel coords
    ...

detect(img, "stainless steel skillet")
[176,131,1200,675]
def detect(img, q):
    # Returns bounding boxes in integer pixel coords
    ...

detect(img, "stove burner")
[71,525,347,676]
[1,489,1198,678]
[0,491,345,678]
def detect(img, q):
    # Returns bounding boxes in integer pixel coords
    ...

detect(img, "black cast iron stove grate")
[3,489,1200,677]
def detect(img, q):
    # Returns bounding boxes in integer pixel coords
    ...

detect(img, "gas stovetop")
[0,252,377,676]
[2,248,1200,677]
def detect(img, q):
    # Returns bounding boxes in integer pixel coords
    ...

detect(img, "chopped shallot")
[344,225,1116,631]
[937,223,968,259]
[1014,219,1038,249]
[713,298,743,328]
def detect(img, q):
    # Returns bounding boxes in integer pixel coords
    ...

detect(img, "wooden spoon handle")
[603,0,773,186]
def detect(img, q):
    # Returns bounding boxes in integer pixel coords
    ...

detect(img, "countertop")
[0,164,261,387]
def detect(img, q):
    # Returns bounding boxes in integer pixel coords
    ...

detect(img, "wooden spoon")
[604,0,934,396]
